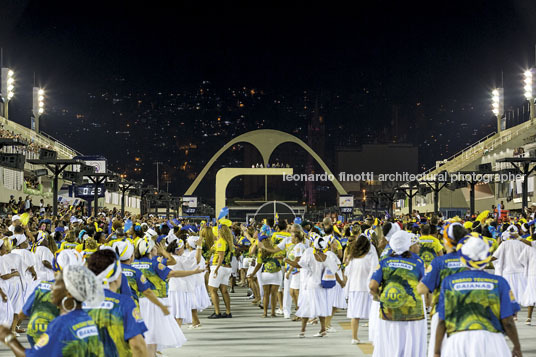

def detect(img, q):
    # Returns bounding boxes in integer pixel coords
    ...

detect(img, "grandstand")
[0,116,141,214]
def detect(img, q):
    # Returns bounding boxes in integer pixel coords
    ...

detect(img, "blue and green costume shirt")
[22,280,60,347]
[26,309,104,357]
[438,270,520,336]
[121,263,151,302]
[371,254,425,321]
[132,257,171,298]
[84,289,147,357]
[421,251,467,315]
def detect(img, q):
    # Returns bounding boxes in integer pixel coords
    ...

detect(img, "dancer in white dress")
[492,226,528,305]
[168,238,195,326]
[287,236,344,337]
[344,233,378,344]
[185,235,211,328]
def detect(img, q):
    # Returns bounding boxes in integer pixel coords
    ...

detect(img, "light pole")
[492,88,504,133]
[153,161,163,192]
[32,87,45,133]
[524,69,535,122]
[1,68,14,121]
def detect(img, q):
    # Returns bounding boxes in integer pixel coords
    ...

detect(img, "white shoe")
[326,327,337,333]
[351,339,360,345]
[284,314,290,319]
[275,308,284,315]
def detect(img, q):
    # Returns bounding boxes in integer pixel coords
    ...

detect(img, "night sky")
[2,0,536,202]
[1,0,536,102]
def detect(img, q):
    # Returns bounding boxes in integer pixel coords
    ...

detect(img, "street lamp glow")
[38,89,44,95]
[38,107,44,114]
[7,70,13,77]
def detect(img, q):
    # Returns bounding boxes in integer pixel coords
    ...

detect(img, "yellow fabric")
[212,238,227,265]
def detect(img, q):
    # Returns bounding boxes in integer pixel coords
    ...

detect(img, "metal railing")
[421,118,536,176]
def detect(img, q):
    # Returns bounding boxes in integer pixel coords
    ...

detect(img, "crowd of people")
[0,203,531,356]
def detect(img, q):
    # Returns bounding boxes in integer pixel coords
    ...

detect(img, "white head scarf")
[313,236,328,251]
[54,250,83,271]
[63,265,104,307]
[11,233,27,247]
[187,236,200,249]
[385,222,401,242]
[137,238,155,256]
[390,231,412,255]
[166,232,179,246]
[96,259,122,289]
[113,241,134,261]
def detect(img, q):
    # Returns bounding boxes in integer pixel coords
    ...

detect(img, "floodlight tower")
[491,88,504,133]
[0,68,14,120]
[524,68,535,122]
[32,87,45,133]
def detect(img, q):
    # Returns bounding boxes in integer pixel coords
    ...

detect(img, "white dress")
[520,242,536,306]
[33,246,55,281]
[168,253,194,323]
[295,249,339,318]
[493,239,528,302]
[3,252,30,311]
[345,248,378,319]
[184,250,211,311]
[0,257,14,325]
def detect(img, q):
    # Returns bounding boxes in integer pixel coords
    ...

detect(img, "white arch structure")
[184,129,347,203]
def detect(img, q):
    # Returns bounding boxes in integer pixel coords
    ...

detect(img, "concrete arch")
[185,129,347,195]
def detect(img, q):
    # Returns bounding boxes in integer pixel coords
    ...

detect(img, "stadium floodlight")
[1,68,15,101]
[525,69,534,100]
[32,87,45,132]
[491,88,504,117]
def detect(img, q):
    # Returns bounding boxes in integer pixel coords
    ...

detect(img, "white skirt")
[520,275,536,306]
[372,318,427,357]
[139,297,187,349]
[260,271,282,286]
[327,284,347,309]
[7,280,24,313]
[289,273,301,290]
[296,288,331,318]
[502,272,527,302]
[442,330,510,357]
[193,283,211,311]
[168,291,193,323]
[428,313,448,357]
[346,291,371,319]
[369,300,380,344]
[231,256,238,276]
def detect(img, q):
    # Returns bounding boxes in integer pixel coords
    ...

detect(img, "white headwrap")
[54,250,83,271]
[187,236,200,249]
[137,238,155,256]
[96,260,122,289]
[113,241,134,261]
[63,265,104,307]
[390,231,412,255]
[166,232,179,245]
[313,236,328,251]
[175,239,185,250]
[144,228,157,240]
[11,233,27,246]
[385,222,401,242]
[12,215,20,222]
